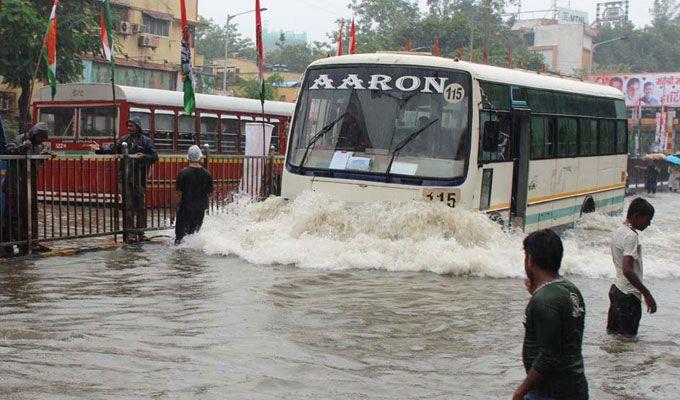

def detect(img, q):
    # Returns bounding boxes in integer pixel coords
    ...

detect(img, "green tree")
[267,43,327,72]
[344,0,541,71]
[236,73,284,101]
[0,0,104,131]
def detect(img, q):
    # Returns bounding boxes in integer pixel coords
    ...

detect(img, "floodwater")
[1,192,679,399]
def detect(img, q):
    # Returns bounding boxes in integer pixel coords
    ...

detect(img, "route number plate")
[422,188,459,208]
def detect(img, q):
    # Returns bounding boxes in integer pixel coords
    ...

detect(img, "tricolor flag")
[337,20,345,56]
[348,17,357,55]
[255,0,265,104]
[180,0,195,114]
[100,0,115,80]
[44,0,59,100]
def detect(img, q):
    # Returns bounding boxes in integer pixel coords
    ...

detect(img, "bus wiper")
[298,112,348,172]
[385,118,439,177]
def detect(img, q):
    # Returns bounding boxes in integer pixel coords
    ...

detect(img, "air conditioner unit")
[119,21,133,35]
[131,23,146,34]
[138,34,158,48]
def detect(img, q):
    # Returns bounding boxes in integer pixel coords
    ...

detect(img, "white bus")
[282,54,628,231]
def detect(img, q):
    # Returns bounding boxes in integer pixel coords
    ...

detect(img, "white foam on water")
[183,191,680,279]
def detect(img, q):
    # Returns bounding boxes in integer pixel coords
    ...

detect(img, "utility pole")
[223,8,268,93]
[588,36,627,77]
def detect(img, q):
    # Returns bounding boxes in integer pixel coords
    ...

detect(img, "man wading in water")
[607,198,657,337]
[174,145,213,245]
[513,229,588,400]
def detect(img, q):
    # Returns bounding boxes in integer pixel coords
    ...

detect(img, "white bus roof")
[34,83,296,116]
[308,54,624,100]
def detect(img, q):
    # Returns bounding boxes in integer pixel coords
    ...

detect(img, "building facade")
[81,0,213,91]
[513,10,596,77]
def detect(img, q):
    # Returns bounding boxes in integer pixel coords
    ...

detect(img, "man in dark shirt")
[94,117,158,242]
[174,145,213,245]
[513,229,588,400]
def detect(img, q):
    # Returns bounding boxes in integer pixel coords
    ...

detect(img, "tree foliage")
[0,0,104,130]
[344,0,540,70]
[267,43,328,72]
[236,73,284,101]
[593,1,680,74]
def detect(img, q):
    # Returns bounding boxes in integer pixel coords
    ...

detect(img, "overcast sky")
[199,0,653,43]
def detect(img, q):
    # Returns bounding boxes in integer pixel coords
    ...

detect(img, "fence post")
[203,144,210,169]
[25,154,32,255]
[268,145,275,197]
[121,142,130,243]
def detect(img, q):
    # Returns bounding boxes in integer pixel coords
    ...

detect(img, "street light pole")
[588,36,627,77]
[222,8,268,93]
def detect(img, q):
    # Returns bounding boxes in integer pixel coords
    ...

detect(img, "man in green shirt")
[513,229,588,400]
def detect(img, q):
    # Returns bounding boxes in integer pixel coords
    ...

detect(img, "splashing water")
[185,192,680,279]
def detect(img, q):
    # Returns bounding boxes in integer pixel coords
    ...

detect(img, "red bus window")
[80,107,117,139]
[154,111,175,152]
[200,114,218,152]
[39,107,75,138]
[178,114,196,152]
[220,116,238,154]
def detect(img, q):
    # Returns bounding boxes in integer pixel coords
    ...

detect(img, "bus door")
[509,107,531,228]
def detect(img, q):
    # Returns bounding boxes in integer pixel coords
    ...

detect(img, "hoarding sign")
[589,73,680,107]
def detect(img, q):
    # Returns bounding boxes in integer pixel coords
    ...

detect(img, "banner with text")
[589,73,680,108]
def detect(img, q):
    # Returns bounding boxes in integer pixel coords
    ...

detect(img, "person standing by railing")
[174,145,213,245]
[93,116,157,243]
[1,123,50,257]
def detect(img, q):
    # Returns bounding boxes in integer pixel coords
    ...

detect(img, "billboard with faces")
[589,73,680,107]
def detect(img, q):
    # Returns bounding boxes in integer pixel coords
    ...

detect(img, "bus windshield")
[288,66,471,180]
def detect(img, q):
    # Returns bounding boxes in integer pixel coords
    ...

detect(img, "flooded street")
[1,193,679,399]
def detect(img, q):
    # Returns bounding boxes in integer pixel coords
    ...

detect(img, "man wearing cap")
[174,145,213,245]
[95,116,157,242]
[2,123,50,256]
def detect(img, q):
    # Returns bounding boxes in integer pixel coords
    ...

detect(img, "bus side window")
[269,119,280,153]
[479,111,510,162]
[178,114,196,152]
[221,116,238,154]
[80,107,118,139]
[154,111,175,152]
[200,114,218,152]
[39,107,75,138]
[530,116,554,159]
[129,109,151,136]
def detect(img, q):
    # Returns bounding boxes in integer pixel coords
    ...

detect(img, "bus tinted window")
[200,114,218,152]
[528,90,555,114]
[577,96,598,117]
[178,115,196,151]
[154,112,174,151]
[39,107,75,137]
[80,107,117,138]
[616,120,627,154]
[530,116,553,159]
[615,99,626,119]
[479,81,509,110]
[555,93,578,115]
[599,120,616,155]
[220,117,238,154]
[579,119,598,156]
[598,98,616,118]
[556,118,577,157]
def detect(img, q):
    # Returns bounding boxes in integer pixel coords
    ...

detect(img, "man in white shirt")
[607,198,657,337]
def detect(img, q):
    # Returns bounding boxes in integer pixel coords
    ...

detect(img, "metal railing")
[0,150,283,257]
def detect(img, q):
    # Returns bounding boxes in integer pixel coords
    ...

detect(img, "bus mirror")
[482,121,500,153]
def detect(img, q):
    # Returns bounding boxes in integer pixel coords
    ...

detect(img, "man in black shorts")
[607,198,657,337]
[513,229,588,400]
[174,145,213,245]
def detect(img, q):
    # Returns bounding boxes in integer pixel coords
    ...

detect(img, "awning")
[142,10,173,22]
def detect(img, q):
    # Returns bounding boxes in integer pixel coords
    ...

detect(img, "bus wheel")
[580,197,596,216]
